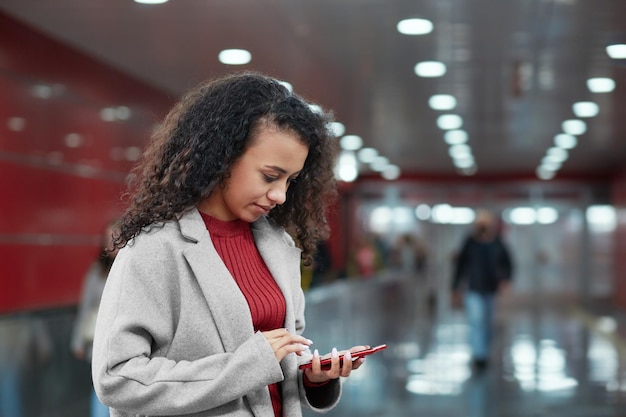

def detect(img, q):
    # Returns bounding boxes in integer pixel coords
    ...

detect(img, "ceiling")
[1,0,625,180]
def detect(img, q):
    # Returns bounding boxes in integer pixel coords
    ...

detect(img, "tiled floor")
[3,273,626,416]
[301,274,626,417]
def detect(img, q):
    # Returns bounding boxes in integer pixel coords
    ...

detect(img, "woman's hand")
[262,329,313,362]
[304,345,368,383]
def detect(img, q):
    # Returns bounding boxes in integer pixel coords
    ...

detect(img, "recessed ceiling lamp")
[449,144,472,160]
[606,44,626,59]
[572,101,599,118]
[335,151,358,182]
[562,119,587,136]
[218,49,252,65]
[429,94,457,110]
[536,166,556,181]
[541,157,562,171]
[308,104,323,114]
[397,18,433,35]
[370,156,389,172]
[278,80,293,92]
[340,135,363,151]
[134,0,168,4]
[357,147,378,164]
[554,133,577,149]
[382,165,401,180]
[453,155,475,169]
[437,114,463,130]
[546,146,568,163]
[414,61,446,77]
[444,129,468,145]
[329,121,346,137]
[587,77,615,93]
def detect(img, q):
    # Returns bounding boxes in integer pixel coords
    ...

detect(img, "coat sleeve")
[91,235,284,416]
[497,238,514,282]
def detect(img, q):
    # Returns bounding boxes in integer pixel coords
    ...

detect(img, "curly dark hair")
[114,71,339,265]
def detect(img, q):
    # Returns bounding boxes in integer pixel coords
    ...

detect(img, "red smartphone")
[299,344,387,370]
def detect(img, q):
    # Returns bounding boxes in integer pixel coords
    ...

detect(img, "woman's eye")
[263,174,278,182]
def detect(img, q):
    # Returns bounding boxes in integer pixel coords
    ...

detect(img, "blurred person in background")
[71,218,120,417]
[91,72,367,417]
[451,209,513,371]
[0,315,52,417]
[390,233,427,276]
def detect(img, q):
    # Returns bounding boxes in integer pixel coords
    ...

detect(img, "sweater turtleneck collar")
[199,212,249,237]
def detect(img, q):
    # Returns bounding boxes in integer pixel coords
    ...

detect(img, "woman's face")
[199,124,309,222]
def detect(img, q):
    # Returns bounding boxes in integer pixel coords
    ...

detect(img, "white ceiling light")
[540,159,562,171]
[340,135,363,151]
[357,147,378,164]
[606,44,626,59]
[329,121,345,137]
[546,146,568,163]
[335,151,358,182]
[536,166,556,180]
[218,49,252,65]
[134,0,168,4]
[537,207,558,224]
[562,119,587,136]
[278,80,293,92]
[397,18,433,35]
[414,61,446,77]
[381,165,401,180]
[554,133,577,149]
[453,157,475,169]
[308,104,323,114]
[437,114,463,130]
[572,101,599,118]
[444,129,468,145]
[587,77,615,93]
[429,94,457,110]
[448,144,472,159]
[415,204,431,220]
[370,156,389,172]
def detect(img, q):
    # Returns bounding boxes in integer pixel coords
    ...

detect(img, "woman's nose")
[267,184,287,205]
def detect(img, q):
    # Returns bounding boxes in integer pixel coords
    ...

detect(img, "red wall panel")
[0,13,174,313]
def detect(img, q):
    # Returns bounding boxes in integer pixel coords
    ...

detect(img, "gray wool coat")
[92,209,341,416]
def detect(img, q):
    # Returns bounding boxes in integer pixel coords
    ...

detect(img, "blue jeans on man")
[464,291,495,369]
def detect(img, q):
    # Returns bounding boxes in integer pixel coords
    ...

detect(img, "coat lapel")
[251,218,302,329]
[179,209,254,352]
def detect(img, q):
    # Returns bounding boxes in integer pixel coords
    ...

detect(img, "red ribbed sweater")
[201,212,286,417]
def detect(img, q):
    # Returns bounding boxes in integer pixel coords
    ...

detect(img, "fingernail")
[332,347,338,358]
[306,339,314,345]
[345,351,352,360]
[313,349,319,358]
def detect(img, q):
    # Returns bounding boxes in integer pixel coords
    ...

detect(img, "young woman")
[91,72,366,417]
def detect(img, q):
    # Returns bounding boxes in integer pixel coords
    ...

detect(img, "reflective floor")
[302,274,626,417]
[2,273,626,416]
